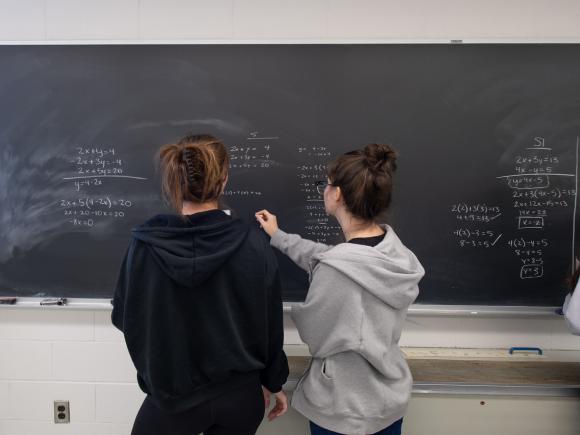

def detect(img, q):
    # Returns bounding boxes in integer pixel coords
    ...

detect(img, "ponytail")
[159,134,229,213]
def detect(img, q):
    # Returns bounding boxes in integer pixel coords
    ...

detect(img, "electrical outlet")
[54,401,70,424]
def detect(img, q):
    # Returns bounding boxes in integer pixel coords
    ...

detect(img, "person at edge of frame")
[563,254,580,335]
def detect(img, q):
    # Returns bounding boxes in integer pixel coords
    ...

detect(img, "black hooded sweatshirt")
[111,210,289,413]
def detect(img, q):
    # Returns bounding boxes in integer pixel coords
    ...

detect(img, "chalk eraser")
[0,297,17,305]
[509,347,543,355]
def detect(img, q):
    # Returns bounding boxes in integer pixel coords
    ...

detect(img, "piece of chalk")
[40,298,68,306]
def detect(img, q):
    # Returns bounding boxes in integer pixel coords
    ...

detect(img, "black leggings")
[131,380,265,435]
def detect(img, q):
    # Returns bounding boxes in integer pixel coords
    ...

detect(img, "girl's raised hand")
[255,210,279,237]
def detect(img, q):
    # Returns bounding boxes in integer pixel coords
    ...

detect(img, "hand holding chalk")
[255,209,279,237]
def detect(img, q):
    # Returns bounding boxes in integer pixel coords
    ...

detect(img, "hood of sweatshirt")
[131,210,249,288]
[314,225,424,310]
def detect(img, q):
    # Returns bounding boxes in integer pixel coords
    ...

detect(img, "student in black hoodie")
[112,134,289,435]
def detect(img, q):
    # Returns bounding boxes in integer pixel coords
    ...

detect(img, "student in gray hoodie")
[256,143,425,435]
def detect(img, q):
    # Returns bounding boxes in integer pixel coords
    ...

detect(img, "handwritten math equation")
[452,136,578,280]
[60,146,146,228]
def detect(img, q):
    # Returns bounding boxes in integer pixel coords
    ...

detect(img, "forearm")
[260,349,289,393]
[270,230,332,271]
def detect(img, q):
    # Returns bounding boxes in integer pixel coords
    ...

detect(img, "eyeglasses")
[315,180,335,195]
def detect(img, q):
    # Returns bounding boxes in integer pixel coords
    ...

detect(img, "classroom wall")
[0,0,580,41]
[1,1,580,434]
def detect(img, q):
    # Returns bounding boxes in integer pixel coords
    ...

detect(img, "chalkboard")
[0,44,578,306]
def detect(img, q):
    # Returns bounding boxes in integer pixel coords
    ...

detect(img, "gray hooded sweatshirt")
[271,225,424,435]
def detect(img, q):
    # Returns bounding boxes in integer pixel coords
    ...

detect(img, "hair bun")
[363,143,397,173]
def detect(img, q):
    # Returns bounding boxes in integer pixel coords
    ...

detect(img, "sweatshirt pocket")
[321,357,333,380]
[298,358,334,410]
[330,352,392,418]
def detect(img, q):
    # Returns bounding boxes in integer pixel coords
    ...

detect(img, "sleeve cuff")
[269,229,287,249]
[262,382,283,393]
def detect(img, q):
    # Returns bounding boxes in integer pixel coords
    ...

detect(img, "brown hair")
[327,143,397,221]
[158,134,229,212]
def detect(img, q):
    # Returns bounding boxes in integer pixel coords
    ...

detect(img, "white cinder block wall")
[1,1,580,434]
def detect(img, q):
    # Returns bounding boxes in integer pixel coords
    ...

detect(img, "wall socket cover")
[54,401,70,424]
